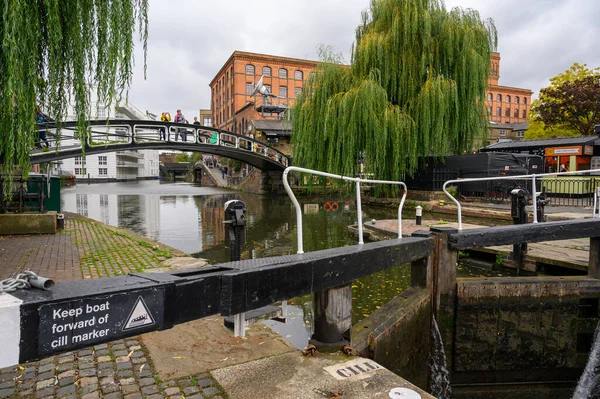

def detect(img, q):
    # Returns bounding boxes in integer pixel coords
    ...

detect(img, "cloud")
[127,0,600,118]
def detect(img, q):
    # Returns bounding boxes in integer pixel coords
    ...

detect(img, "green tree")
[292,0,497,182]
[528,63,600,138]
[1,0,148,185]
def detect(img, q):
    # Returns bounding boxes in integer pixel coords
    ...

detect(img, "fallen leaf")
[18,366,24,371]
[173,356,183,359]
[220,357,229,362]
[127,350,134,358]
[139,364,145,373]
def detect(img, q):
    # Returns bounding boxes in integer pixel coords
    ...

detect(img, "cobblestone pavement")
[0,215,177,281]
[0,337,226,399]
[0,215,226,398]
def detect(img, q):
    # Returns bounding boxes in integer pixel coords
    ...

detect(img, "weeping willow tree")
[0,0,148,186]
[292,0,496,183]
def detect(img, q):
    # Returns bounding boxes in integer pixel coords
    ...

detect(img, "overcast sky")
[127,0,600,121]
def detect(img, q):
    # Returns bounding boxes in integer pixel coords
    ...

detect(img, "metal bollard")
[223,200,246,336]
[415,205,422,226]
[510,188,528,273]
[57,214,65,230]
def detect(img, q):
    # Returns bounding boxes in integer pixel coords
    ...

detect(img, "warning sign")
[123,297,155,331]
[38,289,164,356]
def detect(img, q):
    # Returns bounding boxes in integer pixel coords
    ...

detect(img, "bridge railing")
[442,169,600,230]
[33,119,290,168]
[283,166,408,254]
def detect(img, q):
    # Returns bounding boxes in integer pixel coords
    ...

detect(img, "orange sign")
[585,145,594,155]
[545,146,582,156]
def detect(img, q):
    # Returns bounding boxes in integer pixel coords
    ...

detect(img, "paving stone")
[59,376,75,387]
[37,371,55,381]
[111,344,126,351]
[125,340,138,346]
[78,362,96,370]
[80,383,99,395]
[184,386,200,395]
[130,351,144,358]
[77,349,94,357]
[164,387,181,395]
[98,362,114,370]
[58,355,74,364]
[121,384,140,394]
[132,356,147,364]
[57,362,74,372]
[82,391,100,399]
[137,368,152,377]
[124,394,143,399]
[0,388,15,397]
[140,377,155,387]
[38,357,55,365]
[95,349,111,356]
[20,371,36,380]
[36,378,55,390]
[128,345,141,351]
[96,356,112,363]
[117,362,132,370]
[167,396,181,399]
[19,380,35,390]
[57,384,76,396]
[78,368,97,377]
[58,370,75,379]
[35,387,54,398]
[146,395,164,399]
[177,378,192,387]
[117,369,134,378]
[195,373,210,380]
[100,376,115,386]
[19,388,33,396]
[0,380,15,389]
[186,395,204,399]
[119,377,136,386]
[203,386,220,397]
[102,383,120,394]
[160,380,176,388]
[77,355,94,363]
[115,356,130,363]
[79,376,98,387]
[98,369,115,378]
[113,350,129,357]
[93,344,108,350]
[197,378,214,388]
[38,363,55,373]
[23,366,36,374]
[141,384,159,395]
[103,393,123,399]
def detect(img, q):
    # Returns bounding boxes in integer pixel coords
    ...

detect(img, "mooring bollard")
[510,188,528,273]
[415,205,422,226]
[223,200,246,336]
[57,214,65,230]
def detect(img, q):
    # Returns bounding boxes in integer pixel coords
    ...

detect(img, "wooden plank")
[449,218,600,250]
[220,237,433,315]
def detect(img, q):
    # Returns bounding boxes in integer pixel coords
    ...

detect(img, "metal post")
[510,188,528,273]
[416,205,422,226]
[531,175,538,223]
[223,200,247,336]
[356,181,364,245]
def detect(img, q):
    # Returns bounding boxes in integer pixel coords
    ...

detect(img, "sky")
[126,0,600,121]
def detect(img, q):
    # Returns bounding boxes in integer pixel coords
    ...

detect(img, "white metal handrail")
[283,166,408,254]
[442,169,600,230]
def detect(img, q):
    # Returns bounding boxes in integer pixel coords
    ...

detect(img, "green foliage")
[0,0,148,189]
[530,63,600,137]
[221,157,243,172]
[176,152,191,162]
[495,253,504,266]
[458,251,470,258]
[292,0,496,188]
[446,185,458,198]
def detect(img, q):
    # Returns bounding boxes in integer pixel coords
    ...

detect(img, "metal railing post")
[532,174,538,224]
[282,168,304,254]
[356,181,364,245]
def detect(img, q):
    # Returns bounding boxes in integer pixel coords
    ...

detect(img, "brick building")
[209,51,318,139]
[485,52,533,124]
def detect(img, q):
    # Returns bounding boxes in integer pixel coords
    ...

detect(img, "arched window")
[487,93,492,101]
[524,97,528,105]
[506,95,511,103]
[294,70,303,80]
[515,96,520,104]
[262,66,271,76]
[245,64,255,75]
[496,94,502,101]
[279,68,288,78]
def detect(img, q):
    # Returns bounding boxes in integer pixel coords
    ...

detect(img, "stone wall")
[352,288,431,390]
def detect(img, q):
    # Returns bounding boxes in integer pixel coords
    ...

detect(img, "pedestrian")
[221,166,227,180]
[34,106,51,148]
[160,112,171,140]
[193,117,201,125]
[174,109,187,142]
[560,163,568,173]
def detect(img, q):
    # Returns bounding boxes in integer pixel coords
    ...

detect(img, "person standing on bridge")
[160,112,170,140]
[175,109,187,142]
[34,106,51,148]
[193,117,200,125]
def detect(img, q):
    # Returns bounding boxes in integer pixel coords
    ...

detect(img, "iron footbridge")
[30,119,290,171]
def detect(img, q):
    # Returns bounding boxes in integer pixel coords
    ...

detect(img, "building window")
[486,106,491,115]
[97,106,106,118]
[75,168,84,176]
[522,110,527,119]
[496,107,501,116]
[203,116,212,127]
[505,108,510,117]
[514,109,519,118]
[496,94,502,101]
[99,168,108,176]
[246,83,253,95]
[245,64,255,75]
[516,131,524,138]
[98,156,107,165]
[295,87,303,98]
[506,95,511,103]
[515,96,520,104]
[75,156,86,165]
[279,68,287,78]
[499,129,506,137]
[487,93,492,101]
[294,70,303,80]
[279,86,287,98]
[524,97,528,105]
[264,84,271,94]
[262,66,271,76]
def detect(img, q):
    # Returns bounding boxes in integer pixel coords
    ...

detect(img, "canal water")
[61,180,495,348]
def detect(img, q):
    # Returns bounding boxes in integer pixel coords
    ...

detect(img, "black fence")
[405,169,460,191]
[0,177,47,213]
